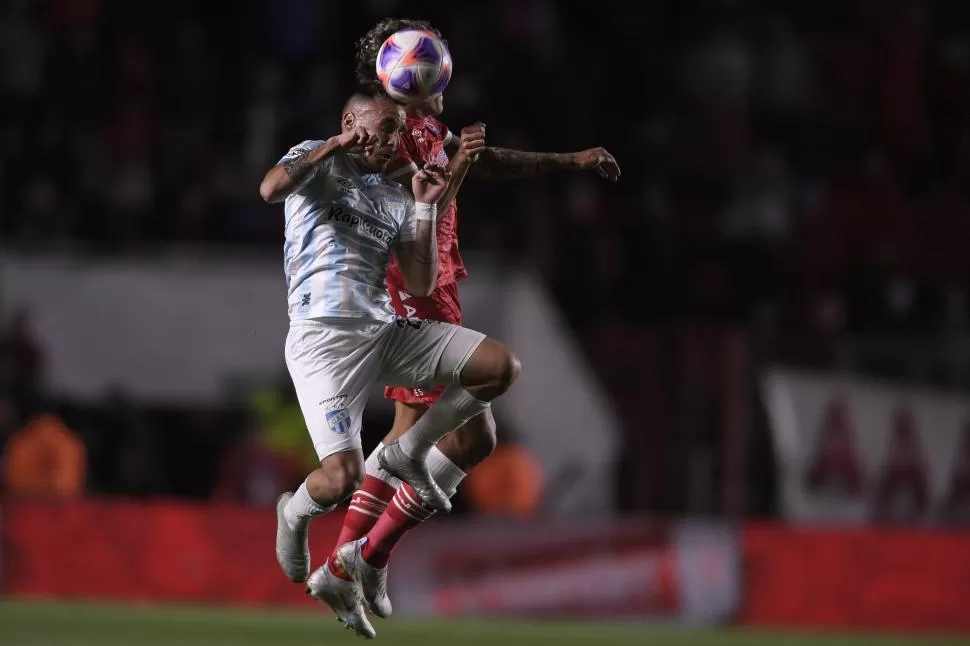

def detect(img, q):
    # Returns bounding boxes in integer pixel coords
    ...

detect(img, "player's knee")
[315,452,365,502]
[494,347,521,395]
[460,339,521,401]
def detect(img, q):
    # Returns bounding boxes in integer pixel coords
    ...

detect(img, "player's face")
[352,100,406,172]
[409,94,444,117]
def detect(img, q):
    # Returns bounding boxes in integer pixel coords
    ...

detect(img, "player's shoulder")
[405,115,450,141]
[289,139,327,153]
[278,139,328,163]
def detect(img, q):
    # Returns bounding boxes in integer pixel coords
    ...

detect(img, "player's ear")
[342,111,356,131]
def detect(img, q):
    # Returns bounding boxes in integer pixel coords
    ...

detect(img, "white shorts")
[284,317,486,460]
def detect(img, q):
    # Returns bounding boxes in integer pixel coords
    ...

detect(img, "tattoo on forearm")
[471,147,574,179]
[282,152,313,182]
[414,248,434,265]
[413,223,435,265]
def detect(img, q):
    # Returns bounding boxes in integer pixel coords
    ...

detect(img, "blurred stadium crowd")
[2,0,970,513]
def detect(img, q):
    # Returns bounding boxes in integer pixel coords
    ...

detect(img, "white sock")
[365,442,402,488]
[397,385,490,460]
[427,445,467,498]
[284,481,335,531]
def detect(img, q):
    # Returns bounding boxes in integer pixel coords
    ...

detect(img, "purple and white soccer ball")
[376,29,452,104]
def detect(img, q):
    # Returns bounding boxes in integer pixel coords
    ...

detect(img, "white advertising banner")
[762,368,970,525]
[0,250,622,515]
[389,517,740,624]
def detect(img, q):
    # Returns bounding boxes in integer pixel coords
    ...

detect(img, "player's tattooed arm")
[259,129,376,203]
[260,140,339,203]
[396,218,439,297]
[469,146,621,182]
[468,147,577,179]
[396,164,450,296]
[281,151,313,182]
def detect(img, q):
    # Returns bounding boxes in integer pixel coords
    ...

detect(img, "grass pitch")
[0,599,965,646]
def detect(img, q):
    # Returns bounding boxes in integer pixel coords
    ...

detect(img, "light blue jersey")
[279,140,418,321]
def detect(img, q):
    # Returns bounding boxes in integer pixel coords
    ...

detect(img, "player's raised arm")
[461,144,621,183]
[431,122,486,211]
[259,129,378,203]
[390,123,485,211]
[395,164,452,296]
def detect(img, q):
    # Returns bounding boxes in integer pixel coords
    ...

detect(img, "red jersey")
[385,115,468,291]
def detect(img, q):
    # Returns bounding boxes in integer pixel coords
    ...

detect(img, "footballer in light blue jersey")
[278,141,418,321]
[259,89,520,641]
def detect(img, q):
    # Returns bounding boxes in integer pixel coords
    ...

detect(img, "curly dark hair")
[355,18,447,88]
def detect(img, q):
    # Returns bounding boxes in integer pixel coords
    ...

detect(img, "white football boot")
[336,538,392,618]
[378,440,451,512]
[306,562,376,639]
[275,492,310,582]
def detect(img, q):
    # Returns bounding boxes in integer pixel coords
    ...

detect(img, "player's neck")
[349,153,383,173]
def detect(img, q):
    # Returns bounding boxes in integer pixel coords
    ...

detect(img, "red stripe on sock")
[361,484,435,568]
[334,475,397,550]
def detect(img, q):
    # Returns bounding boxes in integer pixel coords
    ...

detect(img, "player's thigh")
[377,317,485,388]
[284,322,380,461]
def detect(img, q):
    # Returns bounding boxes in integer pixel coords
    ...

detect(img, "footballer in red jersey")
[383,111,469,405]
[323,17,621,618]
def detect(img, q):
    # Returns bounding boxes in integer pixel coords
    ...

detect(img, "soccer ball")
[376,29,452,104]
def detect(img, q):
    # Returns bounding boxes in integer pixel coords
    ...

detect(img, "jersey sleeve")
[387,135,421,181]
[276,139,331,192]
[398,198,418,243]
[277,139,326,165]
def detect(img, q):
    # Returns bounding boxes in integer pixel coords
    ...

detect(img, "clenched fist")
[574,147,621,182]
[457,122,486,162]
[412,163,452,204]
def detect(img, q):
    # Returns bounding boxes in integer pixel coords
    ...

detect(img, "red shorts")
[384,281,463,405]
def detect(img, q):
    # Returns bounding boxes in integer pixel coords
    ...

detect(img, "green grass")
[0,599,966,646]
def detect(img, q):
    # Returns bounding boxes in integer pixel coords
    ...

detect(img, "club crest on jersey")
[325,408,351,435]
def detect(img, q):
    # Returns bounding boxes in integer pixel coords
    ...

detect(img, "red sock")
[361,484,436,568]
[329,475,397,580]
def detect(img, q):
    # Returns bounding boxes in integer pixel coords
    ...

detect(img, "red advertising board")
[1,498,339,607]
[4,498,969,632]
[741,524,970,632]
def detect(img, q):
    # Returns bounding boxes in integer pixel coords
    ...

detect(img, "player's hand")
[574,147,621,182]
[412,163,452,204]
[334,127,378,154]
[457,122,486,162]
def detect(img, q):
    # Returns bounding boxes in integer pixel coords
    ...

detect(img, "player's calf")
[309,450,366,502]
[436,408,497,471]
[277,450,364,583]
